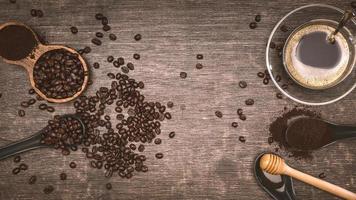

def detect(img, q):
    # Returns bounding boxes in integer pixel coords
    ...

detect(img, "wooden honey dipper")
[260,153,356,200]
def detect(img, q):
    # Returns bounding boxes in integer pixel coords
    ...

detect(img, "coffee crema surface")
[284,21,353,90]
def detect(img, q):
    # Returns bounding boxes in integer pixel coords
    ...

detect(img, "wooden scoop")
[260,153,356,200]
[0,21,89,103]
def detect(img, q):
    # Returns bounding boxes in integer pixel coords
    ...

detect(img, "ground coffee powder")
[0,25,37,60]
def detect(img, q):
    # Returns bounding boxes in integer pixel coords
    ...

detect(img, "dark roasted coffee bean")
[263,78,269,85]
[30,9,37,17]
[96,32,104,39]
[29,89,36,95]
[167,101,174,108]
[237,108,243,116]
[239,114,246,121]
[239,81,247,88]
[60,172,67,180]
[276,93,283,99]
[127,62,134,70]
[133,53,140,60]
[249,22,257,29]
[92,38,102,46]
[84,46,91,54]
[93,62,100,69]
[231,122,238,128]
[280,25,288,32]
[29,175,37,184]
[164,112,171,119]
[155,153,163,159]
[101,17,108,25]
[195,63,203,69]
[107,56,114,63]
[20,163,28,170]
[109,33,117,41]
[117,57,125,65]
[257,72,265,78]
[268,137,273,144]
[43,185,54,194]
[107,73,115,79]
[47,106,55,113]
[169,131,175,138]
[245,98,254,106]
[69,161,76,168]
[28,98,36,105]
[318,172,326,179]
[239,136,246,143]
[196,54,203,60]
[215,111,222,118]
[154,138,162,145]
[95,13,104,20]
[70,26,78,34]
[103,25,111,32]
[18,109,25,117]
[134,34,142,41]
[37,10,43,17]
[138,144,145,152]
[21,101,29,108]
[12,167,20,175]
[62,149,70,156]
[129,143,136,150]
[255,14,261,22]
[180,72,187,79]
[121,66,129,74]
[14,156,21,163]
[106,183,112,190]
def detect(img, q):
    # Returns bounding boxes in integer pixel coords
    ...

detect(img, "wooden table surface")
[0,0,355,199]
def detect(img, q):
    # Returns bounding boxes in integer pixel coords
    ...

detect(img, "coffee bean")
[255,14,261,22]
[69,162,76,168]
[107,56,114,63]
[155,153,163,159]
[29,175,37,184]
[95,32,103,38]
[127,62,134,70]
[270,42,276,49]
[20,163,28,170]
[276,93,283,99]
[43,185,54,194]
[268,137,273,144]
[231,122,238,128]
[196,54,203,60]
[30,9,37,17]
[62,149,70,156]
[47,106,55,113]
[103,25,111,32]
[14,156,21,163]
[12,167,20,175]
[249,22,257,29]
[117,57,125,65]
[21,101,29,108]
[134,34,142,41]
[121,66,129,74]
[84,46,91,54]
[109,33,117,41]
[18,109,25,117]
[37,10,43,18]
[129,143,136,150]
[280,25,288,32]
[93,62,100,69]
[39,103,47,110]
[106,183,112,190]
[169,131,175,138]
[167,101,174,108]
[263,78,269,85]
[95,13,104,20]
[239,81,247,88]
[245,98,254,106]
[28,89,35,95]
[195,63,203,69]
[239,114,246,121]
[138,144,145,152]
[113,60,120,68]
[352,1,356,8]
[164,112,172,119]
[239,136,246,143]
[28,98,36,105]
[154,138,161,145]
[101,17,108,25]
[318,172,326,179]
[133,53,140,60]
[180,72,187,79]
[257,72,265,78]
[92,38,102,46]
[70,26,78,34]
[237,108,243,116]
[60,172,67,180]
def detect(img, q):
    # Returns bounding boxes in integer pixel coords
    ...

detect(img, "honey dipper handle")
[284,165,356,200]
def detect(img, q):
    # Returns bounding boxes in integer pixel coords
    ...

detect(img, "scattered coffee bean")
[46,106,55,113]
[245,98,254,106]
[106,183,112,190]
[134,34,142,41]
[92,38,102,46]
[231,122,238,128]
[93,62,100,69]
[257,72,265,78]
[103,25,111,32]
[12,167,20,175]
[121,66,129,74]
[70,26,78,34]
[196,54,203,60]
[18,109,25,117]
[239,81,247,88]
[167,101,174,108]
[239,136,246,143]
[43,185,54,194]
[95,13,103,20]
[127,62,134,70]
[20,101,29,108]
[69,162,77,169]
[133,53,140,60]
[276,93,283,99]
[101,17,108,25]
[255,14,261,22]
[14,156,21,163]
[60,172,67,180]
[28,98,36,105]
[180,72,187,79]
[280,25,288,32]
[37,10,43,18]
[129,144,136,150]
[195,63,203,69]
[84,46,91,54]
[30,9,37,17]
[155,153,163,159]
[28,175,37,184]
[20,163,28,170]
[138,144,145,152]
[249,22,257,29]
[39,103,47,110]
[263,78,269,85]
[215,111,223,118]
[109,33,117,41]
[154,138,162,145]
[95,32,103,38]
[239,114,246,121]
[318,172,326,179]
[107,56,114,63]
[237,108,243,116]
[28,89,35,95]
[169,131,175,138]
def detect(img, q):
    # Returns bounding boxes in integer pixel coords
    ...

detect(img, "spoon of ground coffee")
[285,117,356,151]
[0,114,85,160]
[0,21,89,103]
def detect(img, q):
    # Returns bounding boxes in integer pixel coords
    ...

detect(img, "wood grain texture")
[0,0,355,199]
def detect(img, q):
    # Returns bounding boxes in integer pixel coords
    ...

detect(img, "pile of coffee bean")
[249,14,261,29]
[40,115,84,155]
[33,49,86,99]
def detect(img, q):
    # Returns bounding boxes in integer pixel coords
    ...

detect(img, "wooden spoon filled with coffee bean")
[0,21,89,103]
[0,114,86,160]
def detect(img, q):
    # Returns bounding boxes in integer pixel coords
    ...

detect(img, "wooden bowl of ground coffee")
[0,21,89,103]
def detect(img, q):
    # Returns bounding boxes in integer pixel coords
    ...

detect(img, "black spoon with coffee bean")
[285,117,356,151]
[0,114,85,160]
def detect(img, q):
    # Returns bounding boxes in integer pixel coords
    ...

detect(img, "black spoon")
[0,114,85,160]
[285,117,356,151]
[254,152,296,200]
